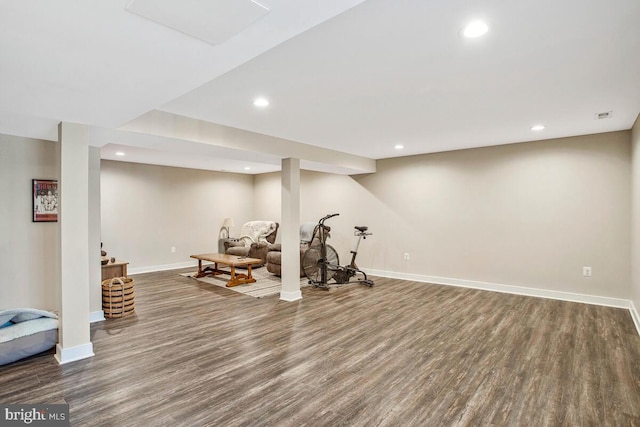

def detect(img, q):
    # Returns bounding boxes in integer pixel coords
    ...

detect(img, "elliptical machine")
[302,213,374,289]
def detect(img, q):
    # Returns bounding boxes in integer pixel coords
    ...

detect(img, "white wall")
[100,160,254,272]
[2,129,634,310]
[0,134,59,310]
[253,172,281,231]
[255,131,632,300]
[357,131,631,298]
[253,170,377,251]
[631,115,640,312]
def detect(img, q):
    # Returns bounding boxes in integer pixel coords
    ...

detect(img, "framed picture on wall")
[32,179,58,222]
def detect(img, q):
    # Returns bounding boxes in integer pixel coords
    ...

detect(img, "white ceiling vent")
[594,111,613,120]
[126,0,270,46]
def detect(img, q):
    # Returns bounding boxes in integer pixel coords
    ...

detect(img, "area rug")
[180,268,308,298]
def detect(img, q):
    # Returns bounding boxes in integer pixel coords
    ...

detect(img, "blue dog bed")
[0,308,58,365]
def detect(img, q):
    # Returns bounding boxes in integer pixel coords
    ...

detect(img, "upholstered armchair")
[224,221,279,266]
[266,222,317,277]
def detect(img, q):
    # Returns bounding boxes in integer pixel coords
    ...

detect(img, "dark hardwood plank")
[1,269,639,426]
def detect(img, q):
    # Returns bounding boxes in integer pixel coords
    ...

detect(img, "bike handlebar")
[319,213,339,224]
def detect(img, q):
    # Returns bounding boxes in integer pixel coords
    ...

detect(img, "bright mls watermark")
[0,404,69,426]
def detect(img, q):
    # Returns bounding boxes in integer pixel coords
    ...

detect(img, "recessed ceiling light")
[244,166,251,171]
[461,20,489,38]
[530,124,545,131]
[394,144,404,150]
[115,151,125,156]
[253,97,269,107]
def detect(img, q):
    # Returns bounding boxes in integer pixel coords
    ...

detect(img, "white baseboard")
[54,342,94,365]
[90,310,105,323]
[128,261,199,275]
[630,301,640,336]
[364,268,634,310]
[280,290,302,302]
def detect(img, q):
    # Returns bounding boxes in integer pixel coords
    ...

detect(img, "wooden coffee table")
[190,253,263,287]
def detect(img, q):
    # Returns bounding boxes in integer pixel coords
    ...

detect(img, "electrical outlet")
[583,266,592,277]
[403,252,410,261]
[171,246,176,253]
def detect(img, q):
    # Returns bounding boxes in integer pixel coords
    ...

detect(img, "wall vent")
[594,111,613,120]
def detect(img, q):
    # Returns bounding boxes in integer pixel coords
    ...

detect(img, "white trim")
[90,310,105,323]
[129,261,199,275]
[280,290,302,301]
[630,301,640,336]
[54,342,94,365]
[364,268,633,309]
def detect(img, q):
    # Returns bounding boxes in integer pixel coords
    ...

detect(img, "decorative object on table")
[101,277,135,318]
[101,242,109,265]
[219,217,234,239]
[32,179,58,222]
[218,217,236,252]
[224,221,279,266]
[100,243,129,280]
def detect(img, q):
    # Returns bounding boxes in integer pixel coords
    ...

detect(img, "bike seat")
[355,226,368,232]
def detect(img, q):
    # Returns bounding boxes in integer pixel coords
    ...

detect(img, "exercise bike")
[302,213,374,290]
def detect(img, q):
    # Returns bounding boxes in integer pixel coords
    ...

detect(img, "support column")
[280,158,302,301]
[88,146,104,322]
[55,122,94,364]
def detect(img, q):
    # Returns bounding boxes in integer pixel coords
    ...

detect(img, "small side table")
[101,260,129,281]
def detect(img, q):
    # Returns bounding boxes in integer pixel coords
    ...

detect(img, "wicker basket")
[101,277,135,318]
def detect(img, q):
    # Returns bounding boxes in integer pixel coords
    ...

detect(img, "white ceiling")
[1,0,639,174]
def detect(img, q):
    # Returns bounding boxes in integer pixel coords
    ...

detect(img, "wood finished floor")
[1,268,640,426]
